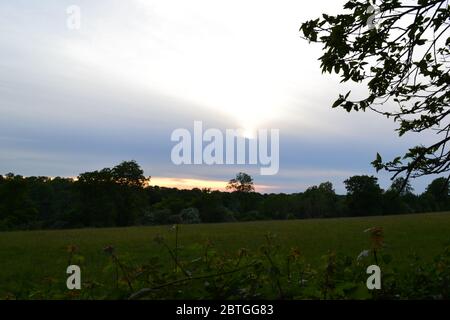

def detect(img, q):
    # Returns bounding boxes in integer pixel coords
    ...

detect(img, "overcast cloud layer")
[0,0,442,193]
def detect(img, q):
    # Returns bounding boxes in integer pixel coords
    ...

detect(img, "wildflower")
[364,227,384,250]
[290,247,301,259]
[238,248,249,257]
[42,276,57,285]
[67,244,78,254]
[357,249,370,261]
[103,245,115,255]
[204,239,213,247]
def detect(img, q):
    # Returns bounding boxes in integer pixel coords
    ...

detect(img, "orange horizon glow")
[23,175,277,193]
[149,177,277,193]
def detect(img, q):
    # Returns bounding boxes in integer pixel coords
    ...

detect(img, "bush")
[142,209,172,225]
[180,208,201,224]
[168,214,183,224]
[241,210,264,221]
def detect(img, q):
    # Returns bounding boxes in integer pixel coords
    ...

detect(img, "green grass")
[1,212,450,297]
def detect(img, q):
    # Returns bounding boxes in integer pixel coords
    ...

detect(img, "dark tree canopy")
[425,176,450,200]
[226,172,255,193]
[301,0,450,186]
[78,161,149,187]
[344,175,383,215]
[1,163,450,231]
[389,177,414,195]
[300,182,338,218]
[111,160,149,188]
[76,161,150,226]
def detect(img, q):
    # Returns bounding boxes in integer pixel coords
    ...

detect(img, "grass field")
[1,212,450,298]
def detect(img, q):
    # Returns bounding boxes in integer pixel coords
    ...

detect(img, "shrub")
[180,208,201,224]
[142,209,172,225]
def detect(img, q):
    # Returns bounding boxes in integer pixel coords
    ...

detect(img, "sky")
[0,0,443,194]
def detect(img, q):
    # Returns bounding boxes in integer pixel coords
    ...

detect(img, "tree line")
[0,161,449,231]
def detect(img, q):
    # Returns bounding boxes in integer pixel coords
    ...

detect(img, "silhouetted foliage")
[299,182,338,218]
[226,172,255,193]
[76,161,149,227]
[344,175,383,216]
[382,177,417,215]
[301,0,450,186]
[0,174,38,229]
[424,176,450,210]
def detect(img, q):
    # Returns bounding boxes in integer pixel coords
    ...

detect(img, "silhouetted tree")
[0,174,37,230]
[77,168,117,226]
[111,160,149,187]
[383,178,416,215]
[111,161,149,226]
[389,177,414,196]
[423,177,450,210]
[301,0,450,186]
[300,182,338,218]
[226,172,255,193]
[344,175,383,216]
[76,161,149,226]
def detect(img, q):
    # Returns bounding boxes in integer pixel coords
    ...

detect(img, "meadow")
[1,212,450,299]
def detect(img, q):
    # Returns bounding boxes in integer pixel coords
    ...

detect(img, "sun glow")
[150,177,228,191]
[61,0,299,131]
[150,176,277,193]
